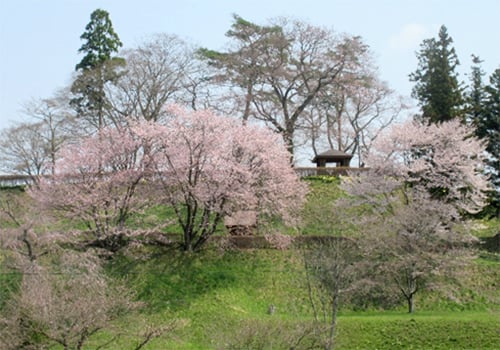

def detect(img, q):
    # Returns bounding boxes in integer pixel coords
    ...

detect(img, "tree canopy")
[75,8,123,71]
[200,15,384,160]
[410,25,463,123]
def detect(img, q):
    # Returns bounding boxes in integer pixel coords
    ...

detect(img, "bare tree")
[0,95,76,178]
[303,237,362,350]
[0,251,135,350]
[301,72,406,165]
[108,34,197,124]
[299,183,367,350]
[0,122,50,178]
[200,15,368,159]
[22,95,77,172]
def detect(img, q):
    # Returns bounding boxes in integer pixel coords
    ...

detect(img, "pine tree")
[479,68,500,216]
[71,9,124,130]
[75,9,123,71]
[410,25,464,124]
[466,55,486,125]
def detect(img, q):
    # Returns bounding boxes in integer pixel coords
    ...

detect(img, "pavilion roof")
[312,149,353,163]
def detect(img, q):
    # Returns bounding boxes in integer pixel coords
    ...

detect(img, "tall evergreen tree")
[479,68,500,216]
[466,55,486,124]
[75,9,123,71]
[71,9,124,130]
[410,25,464,124]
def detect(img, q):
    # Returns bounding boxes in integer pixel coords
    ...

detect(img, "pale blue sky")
[1,0,499,130]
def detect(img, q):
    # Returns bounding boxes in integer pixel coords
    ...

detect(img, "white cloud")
[389,23,431,51]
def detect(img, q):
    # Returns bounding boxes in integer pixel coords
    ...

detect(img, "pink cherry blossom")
[364,119,489,213]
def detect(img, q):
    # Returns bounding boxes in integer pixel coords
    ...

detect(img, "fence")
[0,168,369,188]
[294,167,368,177]
[0,175,35,188]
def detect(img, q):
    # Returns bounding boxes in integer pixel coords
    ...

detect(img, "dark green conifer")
[410,25,464,123]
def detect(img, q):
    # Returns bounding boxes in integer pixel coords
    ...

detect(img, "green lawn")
[1,182,499,349]
[97,245,500,349]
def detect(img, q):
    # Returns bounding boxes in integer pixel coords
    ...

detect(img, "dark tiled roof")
[312,149,353,162]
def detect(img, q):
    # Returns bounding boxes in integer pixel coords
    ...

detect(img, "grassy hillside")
[97,245,499,349]
[1,182,499,349]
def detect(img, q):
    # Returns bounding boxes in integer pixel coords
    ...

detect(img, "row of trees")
[410,25,499,214]
[1,15,497,213]
[30,106,306,252]
[1,10,407,178]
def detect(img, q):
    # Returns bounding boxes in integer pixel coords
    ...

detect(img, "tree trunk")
[406,294,414,314]
[183,230,193,252]
[326,290,339,350]
[284,132,295,163]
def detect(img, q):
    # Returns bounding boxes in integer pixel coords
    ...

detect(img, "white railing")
[0,168,369,187]
[294,167,368,177]
[0,175,36,187]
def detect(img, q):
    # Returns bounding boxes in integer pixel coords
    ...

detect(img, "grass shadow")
[106,245,269,313]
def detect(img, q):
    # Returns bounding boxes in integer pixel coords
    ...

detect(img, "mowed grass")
[100,245,500,349]
[334,311,500,350]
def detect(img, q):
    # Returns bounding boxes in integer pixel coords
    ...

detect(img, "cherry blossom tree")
[1,190,171,350]
[362,118,489,213]
[0,250,138,350]
[340,119,488,312]
[362,191,474,313]
[29,105,307,252]
[153,105,308,251]
[29,122,160,251]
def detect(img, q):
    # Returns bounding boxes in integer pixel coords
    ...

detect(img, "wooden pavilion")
[312,149,353,168]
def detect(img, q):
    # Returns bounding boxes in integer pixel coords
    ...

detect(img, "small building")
[312,149,353,168]
[224,210,257,236]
